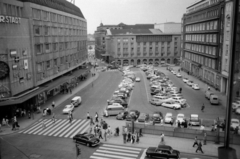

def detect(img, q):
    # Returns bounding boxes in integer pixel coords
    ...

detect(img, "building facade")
[181,0,233,93]
[105,29,181,66]
[0,0,87,118]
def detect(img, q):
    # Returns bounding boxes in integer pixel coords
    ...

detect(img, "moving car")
[164,113,173,124]
[135,77,141,82]
[71,96,82,107]
[73,132,100,147]
[107,98,128,108]
[116,111,129,120]
[62,104,74,114]
[146,145,180,159]
[186,80,194,86]
[161,101,181,109]
[192,84,200,90]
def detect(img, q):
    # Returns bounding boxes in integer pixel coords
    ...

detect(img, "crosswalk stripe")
[53,119,77,137]
[79,121,90,134]
[20,119,47,134]
[90,156,111,159]
[42,120,66,135]
[99,147,140,154]
[23,119,50,134]
[37,120,62,135]
[47,119,69,136]
[33,119,61,135]
[18,119,43,133]
[60,120,84,137]
[93,152,136,159]
[96,150,138,157]
[69,120,89,138]
[103,144,142,151]
[27,119,53,134]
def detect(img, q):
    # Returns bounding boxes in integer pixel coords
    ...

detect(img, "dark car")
[107,98,128,108]
[137,113,147,122]
[107,65,118,69]
[151,89,162,95]
[126,110,140,121]
[116,111,129,120]
[152,111,163,123]
[146,145,180,159]
[73,132,100,147]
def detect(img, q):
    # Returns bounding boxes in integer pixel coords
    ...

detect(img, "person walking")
[123,131,127,144]
[131,133,135,144]
[52,113,55,123]
[201,103,205,112]
[196,140,204,153]
[69,114,72,123]
[136,132,140,143]
[104,130,107,141]
[90,117,95,126]
[98,129,103,139]
[193,136,198,147]
[95,112,98,123]
[161,133,165,143]
[203,132,207,145]
[52,101,55,109]
[87,112,90,119]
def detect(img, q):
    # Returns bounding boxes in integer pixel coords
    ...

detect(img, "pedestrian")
[208,86,210,91]
[5,118,9,127]
[52,101,55,109]
[94,126,97,136]
[127,132,131,142]
[177,120,181,128]
[42,121,46,129]
[69,114,72,123]
[98,129,103,139]
[234,126,239,135]
[52,113,55,123]
[87,112,90,119]
[203,132,207,145]
[90,117,95,126]
[161,133,165,143]
[136,132,140,143]
[193,136,198,147]
[201,103,205,112]
[131,133,135,144]
[196,140,204,153]
[28,111,31,119]
[123,132,127,143]
[11,118,16,131]
[104,131,107,141]
[107,126,112,136]
[95,112,98,123]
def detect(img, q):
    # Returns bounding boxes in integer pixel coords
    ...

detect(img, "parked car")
[125,110,140,121]
[176,113,185,124]
[146,145,180,159]
[116,111,129,120]
[192,84,200,90]
[73,132,100,147]
[152,111,163,123]
[176,73,182,78]
[189,114,201,126]
[107,98,128,108]
[138,113,147,122]
[62,104,74,114]
[182,78,189,83]
[230,119,240,130]
[164,113,173,124]
[161,101,181,109]
[186,80,194,86]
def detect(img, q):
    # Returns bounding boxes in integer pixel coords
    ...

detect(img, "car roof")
[72,96,81,100]
[157,145,172,150]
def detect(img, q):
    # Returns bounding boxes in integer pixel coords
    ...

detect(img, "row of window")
[185,43,216,56]
[32,8,86,27]
[185,52,216,69]
[36,53,84,72]
[185,34,217,43]
[0,3,23,17]
[34,25,86,36]
[35,41,86,54]
[185,20,218,32]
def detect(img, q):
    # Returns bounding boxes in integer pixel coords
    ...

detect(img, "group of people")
[193,135,206,153]
[122,127,141,144]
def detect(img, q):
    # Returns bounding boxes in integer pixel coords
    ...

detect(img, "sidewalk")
[101,119,240,158]
[0,71,99,136]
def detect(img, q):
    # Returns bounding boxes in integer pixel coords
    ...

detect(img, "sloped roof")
[17,0,85,19]
[122,24,154,29]
[110,29,156,35]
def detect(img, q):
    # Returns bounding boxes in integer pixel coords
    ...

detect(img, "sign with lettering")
[0,15,21,24]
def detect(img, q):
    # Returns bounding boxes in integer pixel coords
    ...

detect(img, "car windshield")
[153,114,160,117]
[178,115,184,118]
[232,121,239,124]
[65,105,71,108]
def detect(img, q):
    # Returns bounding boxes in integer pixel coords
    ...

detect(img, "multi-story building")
[105,28,181,66]
[0,0,87,118]
[181,0,233,93]
[95,22,181,65]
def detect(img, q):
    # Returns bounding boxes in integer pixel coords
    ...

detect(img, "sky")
[75,0,194,34]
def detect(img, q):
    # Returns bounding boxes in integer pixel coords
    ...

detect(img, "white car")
[135,77,141,82]
[176,73,182,78]
[164,113,173,124]
[62,105,74,114]
[232,101,240,111]
[161,101,181,109]
[231,119,240,129]
[170,94,184,98]
[109,103,123,107]
[182,78,189,83]
[176,113,185,124]
[172,71,176,75]
[171,97,187,106]
[152,96,173,106]
[192,84,200,90]
[186,80,194,86]
[235,108,240,115]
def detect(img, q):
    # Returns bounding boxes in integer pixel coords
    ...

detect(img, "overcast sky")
[75,0,194,34]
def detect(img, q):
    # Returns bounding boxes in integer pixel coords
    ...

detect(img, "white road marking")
[47,119,69,136]
[69,120,89,138]
[42,120,66,135]
[63,119,84,138]
[53,119,76,136]
[19,119,48,133]
[90,156,111,159]
[96,150,138,157]
[37,120,62,135]
[58,119,82,137]
[103,144,142,151]
[140,148,147,159]
[93,152,136,159]
[26,119,52,134]
[99,147,140,154]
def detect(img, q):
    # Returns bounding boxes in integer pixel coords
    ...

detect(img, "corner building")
[0,0,87,118]
[181,0,233,94]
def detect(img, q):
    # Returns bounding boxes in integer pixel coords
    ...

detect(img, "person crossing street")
[201,103,205,112]
[196,140,204,153]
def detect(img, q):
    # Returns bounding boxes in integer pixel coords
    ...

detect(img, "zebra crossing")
[18,119,89,138]
[90,144,143,159]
